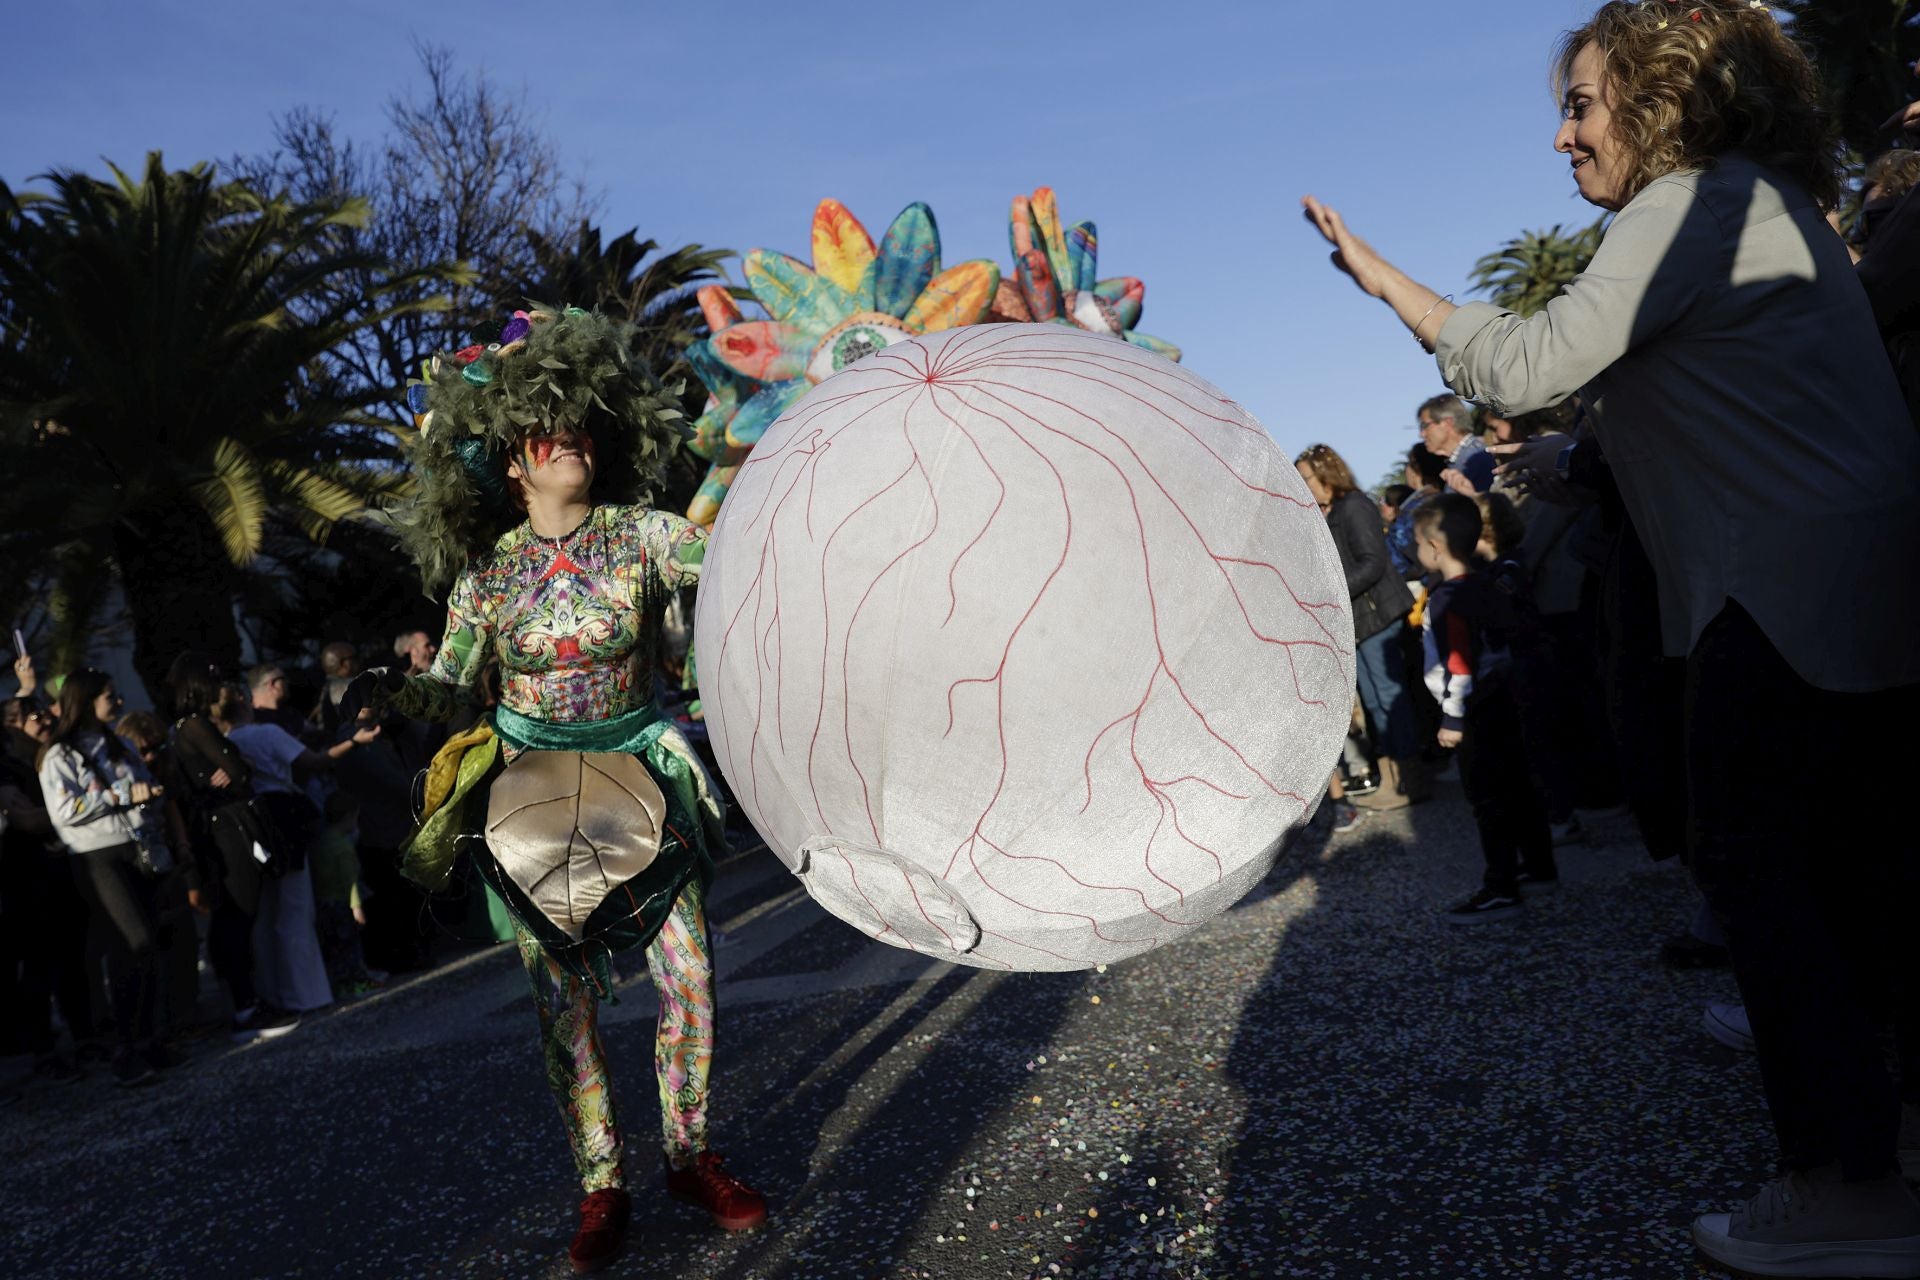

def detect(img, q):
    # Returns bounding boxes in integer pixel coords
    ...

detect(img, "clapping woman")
[1301,2,1920,1273]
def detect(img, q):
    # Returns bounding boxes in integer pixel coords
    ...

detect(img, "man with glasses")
[1417,393,1496,494]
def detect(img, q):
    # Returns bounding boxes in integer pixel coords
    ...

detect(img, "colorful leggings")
[513,876,714,1192]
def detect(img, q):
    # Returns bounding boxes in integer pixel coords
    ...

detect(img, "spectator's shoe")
[1344,772,1380,798]
[1515,870,1560,897]
[1703,1001,1756,1053]
[566,1187,630,1274]
[1548,815,1587,847]
[1660,932,1731,970]
[1442,888,1522,925]
[1691,1166,1920,1278]
[110,1050,155,1088]
[1330,801,1365,834]
[1900,1105,1920,1183]
[666,1152,767,1232]
[230,1005,300,1044]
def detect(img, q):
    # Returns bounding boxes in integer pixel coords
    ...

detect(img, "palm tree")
[1776,0,1920,157]
[513,221,734,382]
[0,153,456,694]
[1469,219,1609,317]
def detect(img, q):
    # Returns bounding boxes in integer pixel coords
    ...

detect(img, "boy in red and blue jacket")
[1413,494,1557,924]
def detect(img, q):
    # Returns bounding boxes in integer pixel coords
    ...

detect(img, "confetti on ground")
[0,803,1768,1278]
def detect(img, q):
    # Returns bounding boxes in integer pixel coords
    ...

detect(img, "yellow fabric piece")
[420,721,497,823]
[402,725,501,891]
[1408,584,1431,629]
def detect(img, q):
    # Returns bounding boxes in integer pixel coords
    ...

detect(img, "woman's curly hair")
[1554,0,1839,209]
[1296,443,1361,500]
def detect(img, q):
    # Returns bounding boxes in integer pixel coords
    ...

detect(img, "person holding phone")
[34,668,175,1086]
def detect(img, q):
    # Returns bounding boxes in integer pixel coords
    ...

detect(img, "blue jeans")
[1355,620,1417,759]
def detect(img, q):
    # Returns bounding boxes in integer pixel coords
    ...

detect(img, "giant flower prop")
[683,191,1176,526]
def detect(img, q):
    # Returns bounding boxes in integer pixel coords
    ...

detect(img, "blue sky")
[2,0,1604,490]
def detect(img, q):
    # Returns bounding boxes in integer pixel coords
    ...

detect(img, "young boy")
[1413,494,1557,924]
[311,789,383,996]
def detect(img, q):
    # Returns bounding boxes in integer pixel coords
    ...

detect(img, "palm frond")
[191,437,270,563]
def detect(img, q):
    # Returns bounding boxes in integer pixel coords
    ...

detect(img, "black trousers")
[1598,522,1688,861]
[68,843,163,1049]
[1686,600,1916,1178]
[1457,688,1556,896]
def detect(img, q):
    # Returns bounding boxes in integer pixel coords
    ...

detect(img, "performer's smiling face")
[507,425,596,502]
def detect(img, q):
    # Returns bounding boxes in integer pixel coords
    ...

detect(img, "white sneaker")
[1703,1001,1756,1053]
[1691,1166,1920,1277]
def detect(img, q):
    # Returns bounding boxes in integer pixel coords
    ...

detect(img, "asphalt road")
[0,780,1781,1280]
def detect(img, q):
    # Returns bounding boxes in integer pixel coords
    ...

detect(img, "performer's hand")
[1437,727,1463,749]
[1301,196,1394,299]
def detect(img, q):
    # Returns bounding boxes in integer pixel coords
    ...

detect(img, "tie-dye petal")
[1066,222,1097,297]
[874,203,942,319]
[1028,188,1076,308]
[698,284,744,334]
[811,199,878,306]
[988,278,1033,323]
[1122,330,1183,362]
[744,250,856,333]
[1016,248,1061,322]
[687,400,733,462]
[687,462,742,528]
[725,379,810,450]
[711,320,813,383]
[902,260,1002,333]
[1093,277,1145,331]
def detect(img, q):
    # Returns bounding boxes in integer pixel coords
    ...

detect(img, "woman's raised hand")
[1301,196,1393,299]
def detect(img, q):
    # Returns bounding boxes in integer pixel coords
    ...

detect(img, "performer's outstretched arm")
[385,570,494,722]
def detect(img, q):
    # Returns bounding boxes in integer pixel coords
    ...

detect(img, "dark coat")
[1325,489,1415,642]
[1856,183,1920,431]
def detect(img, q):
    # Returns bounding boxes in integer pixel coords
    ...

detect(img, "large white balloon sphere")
[693,325,1353,970]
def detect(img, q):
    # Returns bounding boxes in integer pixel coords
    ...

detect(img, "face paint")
[524,430,595,469]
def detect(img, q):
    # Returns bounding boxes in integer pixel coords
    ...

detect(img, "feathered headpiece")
[385,306,685,597]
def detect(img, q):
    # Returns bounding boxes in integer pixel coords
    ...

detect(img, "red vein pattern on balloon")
[707,328,1348,962]
[932,377,1313,914]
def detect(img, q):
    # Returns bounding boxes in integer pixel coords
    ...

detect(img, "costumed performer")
[357,306,766,1274]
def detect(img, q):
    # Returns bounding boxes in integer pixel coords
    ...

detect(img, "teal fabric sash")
[492,701,664,755]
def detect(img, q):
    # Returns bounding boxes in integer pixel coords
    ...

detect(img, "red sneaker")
[567,1188,630,1274]
[665,1152,767,1231]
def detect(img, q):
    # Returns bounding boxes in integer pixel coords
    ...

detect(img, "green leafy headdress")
[388,306,685,596]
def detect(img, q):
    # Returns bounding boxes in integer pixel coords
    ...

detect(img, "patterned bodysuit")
[393,503,715,1191]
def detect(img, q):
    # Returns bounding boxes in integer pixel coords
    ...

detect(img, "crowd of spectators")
[0,632,494,1092]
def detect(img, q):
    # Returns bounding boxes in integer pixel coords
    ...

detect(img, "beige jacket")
[1436,153,1920,692]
